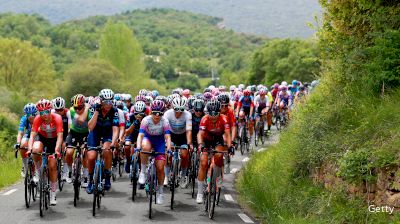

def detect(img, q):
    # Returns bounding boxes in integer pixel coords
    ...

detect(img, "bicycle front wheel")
[25,169,31,208]
[131,155,138,202]
[170,159,178,210]
[148,165,155,219]
[92,165,100,216]
[73,157,81,207]
[208,167,217,219]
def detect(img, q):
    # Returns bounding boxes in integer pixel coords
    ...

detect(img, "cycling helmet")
[145,95,153,104]
[292,80,298,86]
[139,89,147,96]
[229,85,236,91]
[243,89,251,96]
[281,81,288,86]
[234,91,243,101]
[52,97,65,109]
[36,99,52,111]
[188,96,196,110]
[299,85,305,91]
[99,89,114,100]
[203,92,213,101]
[217,93,230,104]
[203,88,211,93]
[194,93,204,100]
[113,100,124,109]
[238,84,245,90]
[259,89,267,95]
[257,85,264,91]
[152,90,159,98]
[208,85,216,90]
[114,93,121,101]
[134,101,146,113]
[182,89,190,97]
[274,83,280,90]
[172,96,188,109]
[171,93,181,101]
[135,95,146,102]
[192,99,205,112]
[72,94,86,107]
[218,85,226,92]
[281,86,288,91]
[125,94,132,101]
[24,103,37,115]
[206,100,221,115]
[151,100,166,112]
[250,85,257,93]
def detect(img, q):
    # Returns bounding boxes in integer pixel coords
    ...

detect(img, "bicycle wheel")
[148,165,154,219]
[260,125,265,145]
[208,167,217,219]
[190,152,197,198]
[239,127,245,155]
[131,155,138,202]
[73,157,81,207]
[58,160,64,192]
[275,115,281,131]
[92,164,100,216]
[39,176,44,217]
[31,162,37,201]
[25,168,31,208]
[119,160,123,177]
[170,158,178,210]
[254,124,259,147]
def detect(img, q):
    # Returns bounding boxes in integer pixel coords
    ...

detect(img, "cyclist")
[28,99,64,205]
[275,86,293,119]
[235,89,255,143]
[15,103,37,177]
[182,89,191,99]
[191,99,206,147]
[217,93,237,143]
[124,101,146,173]
[196,100,233,204]
[52,97,70,182]
[254,88,272,134]
[86,89,119,194]
[164,96,193,188]
[66,94,90,187]
[137,100,172,205]
[112,99,127,177]
[295,85,308,104]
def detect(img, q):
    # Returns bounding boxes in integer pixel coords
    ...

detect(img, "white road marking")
[224,194,234,202]
[242,157,250,162]
[2,189,17,196]
[230,168,238,174]
[238,213,254,223]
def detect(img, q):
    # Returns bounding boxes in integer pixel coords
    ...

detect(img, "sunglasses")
[39,110,50,116]
[55,108,64,112]
[27,113,36,117]
[194,109,203,113]
[134,112,145,117]
[74,106,84,111]
[174,107,185,112]
[152,111,163,116]
[102,100,113,105]
[209,111,220,117]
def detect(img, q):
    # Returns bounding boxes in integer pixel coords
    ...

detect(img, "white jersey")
[117,108,125,126]
[254,95,270,108]
[164,109,192,134]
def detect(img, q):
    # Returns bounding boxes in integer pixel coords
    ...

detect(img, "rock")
[387,193,400,207]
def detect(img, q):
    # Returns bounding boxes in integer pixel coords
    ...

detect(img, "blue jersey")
[238,96,254,108]
[18,115,32,135]
[89,107,119,130]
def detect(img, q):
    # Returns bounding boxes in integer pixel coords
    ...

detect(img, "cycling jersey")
[254,95,270,110]
[139,116,171,154]
[87,107,119,149]
[238,96,254,109]
[199,114,230,142]
[32,113,64,138]
[18,115,32,138]
[116,108,126,127]
[191,112,204,142]
[278,92,293,106]
[221,107,236,128]
[67,107,89,133]
[271,89,279,100]
[52,108,69,140]
[163,109,192,134]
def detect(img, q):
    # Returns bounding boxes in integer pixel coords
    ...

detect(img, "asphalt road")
[0,130,278,224]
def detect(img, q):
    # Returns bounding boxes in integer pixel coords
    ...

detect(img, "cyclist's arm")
[16,131,24,145]
[66,110,72,132]
[112,126,119,147]
[28,131,37,151]
[165,133,171,151]
[197,130,205,146]
[224,128,232,148]
[185,112,193,146]
[136,133,144,149]
[55,132,63,154]
[125,123,135,136]
[88,111,98,131]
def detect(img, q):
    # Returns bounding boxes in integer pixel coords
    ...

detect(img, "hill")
[0,0,322,38]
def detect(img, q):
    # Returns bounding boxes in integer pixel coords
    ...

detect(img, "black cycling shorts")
[38,135,57,154]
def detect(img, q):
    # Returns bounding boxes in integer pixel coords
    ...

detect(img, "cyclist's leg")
[124,138,132,173]
[138,135,152,184]
[20,135,29,175]
[64,131,76,183]
[86,130,100,193]
[103,138,113,190]
[154,137,166,204]
[196,149,209,203]
[32,139,44,182]
[44,138,58,205]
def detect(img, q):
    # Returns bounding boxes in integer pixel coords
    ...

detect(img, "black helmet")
[217,93,230,104]
[188,96,196,110]
[203,88,211,93]
[206,100,221,116]
[192,99,205,112]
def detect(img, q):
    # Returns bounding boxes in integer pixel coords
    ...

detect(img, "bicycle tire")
[170,158,178,210]
[208,167,217,219]
[32,162,37,201]
[131,155,138,202]
[92,164,100,216]
[240,126,245,155]
[119,161,123,177]
[275,115,281,131]
[254,124,259,147]
[260,125,265,145]
[25,169,31,208]
[39,176,44,217]
[148,165,154,219]
[73,157,81,207]
[58,160,64,192]
[45,171,50,210]
[191,152,197,198]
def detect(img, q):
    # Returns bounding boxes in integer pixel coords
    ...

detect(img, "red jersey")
[199,114,230,141]
[221,107,236,127]
[271,89,279,100]
[32,113,64,138]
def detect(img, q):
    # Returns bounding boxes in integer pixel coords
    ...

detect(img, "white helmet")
[99,89,114,100]
[229,85,236,91]
[52,97,65,110]
[238,84,245,90]
[281,81,288,86]
[172,96,188,109]
[134,101,146,113]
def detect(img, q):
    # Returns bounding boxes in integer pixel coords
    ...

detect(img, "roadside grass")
[0,152,21,190]
[237,78,400,223]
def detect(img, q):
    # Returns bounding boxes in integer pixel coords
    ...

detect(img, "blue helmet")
[152,90,159,98]
[292,80,298,86]
[24,103,37,115]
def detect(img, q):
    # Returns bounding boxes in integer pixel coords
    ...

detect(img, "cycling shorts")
[143,133,166,161]
[66,129,88,147]
[170,132,186,147]
[38,135,57,154]
[87,128,112,150]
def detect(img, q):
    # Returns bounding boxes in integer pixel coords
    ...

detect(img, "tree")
[177,74,201,91]
[0,38,56,99]
[62,59,123,100]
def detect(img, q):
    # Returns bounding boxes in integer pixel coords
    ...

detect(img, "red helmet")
[273,83,280,90]
[243,89,251,96]
[36,99,52,111]
[72,94,85,107]
[259,89,267,95]
[182,89,190,96]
